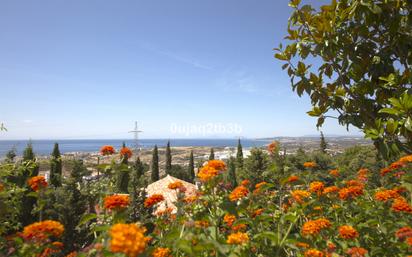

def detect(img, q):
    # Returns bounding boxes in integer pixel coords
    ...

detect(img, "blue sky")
[0,0,362,139]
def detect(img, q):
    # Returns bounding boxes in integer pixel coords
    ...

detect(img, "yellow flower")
[109,223,149,257]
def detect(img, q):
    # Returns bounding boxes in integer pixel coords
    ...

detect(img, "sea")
[0,139,271,157]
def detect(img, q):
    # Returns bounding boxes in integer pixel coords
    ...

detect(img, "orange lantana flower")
[229,185,249,201]
[226,232,249,245]
[338,186,363,200]
[152,247,172,257]
[120,147,133,159]
[100,145,115,155]
[291,190,311,203]
[374,189,399,202]
[347,247,368,257]
[104,194,130,211]
[109,223,149,257]
[339,225,359,239]
[323,186,339,195]
[28,176,48,191]
[303,162,317,168]
[22,220,64,241]
[287,175,299,183]
[391,197,412,213]
[168,181,184,190]
[396,227,412,240]
[207,160,227,171]
[197,166,219,182]
[301,218,331,236]
[223,213,236,227]
[304,249,324,257]
[329,169,339,177]
[144,194,165,208]
[309,181,324,194]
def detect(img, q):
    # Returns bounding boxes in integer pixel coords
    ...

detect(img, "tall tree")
[227,157,238,188]
[236,139,244,169]
[151,145,159,182]
[165,140,172,174]
[50,142,62,187]
[188,150,195,183]
[209,148,215,160]
[117,143,131,193]
[23,141,35,161]
[57,160,90,253]
[245,148,269,185]
[133,157,145,180]
[275,0,412,158]
[320,131,328,154]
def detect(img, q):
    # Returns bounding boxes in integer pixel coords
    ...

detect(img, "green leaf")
[275,53,289,61]
[78,213,97,226]
[288,0,301,8]
[378,108,399,115]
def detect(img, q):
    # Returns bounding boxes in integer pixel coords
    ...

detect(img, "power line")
[128,121,143,156]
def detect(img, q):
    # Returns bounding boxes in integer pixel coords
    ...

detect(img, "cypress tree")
[133,157,145,180]
[151,145,159,182]
[228,157,237,188]
[320,131,328,153]
[209,148,215,160]
[165,140,172,174]
[58,160,89,253]
[245,148,269,185]
[23,141,35,161]
[50,142,62,187]
[236,139,244,169]
[188,150,195,182]
[117,142,131,193]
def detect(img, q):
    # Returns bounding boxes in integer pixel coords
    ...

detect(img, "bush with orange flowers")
[103,194,130,211]
[120,147,133,159]
[309,181,324,194]
[27,176,48,191]
[100,145,115,155]
[197,165,219,182]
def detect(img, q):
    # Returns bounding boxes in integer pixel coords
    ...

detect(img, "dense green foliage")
[50,143,62,187]
[151,145,159,182]
[275,0,412,158]
[165,141,172,174]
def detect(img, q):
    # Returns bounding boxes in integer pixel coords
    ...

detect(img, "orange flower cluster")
[338,184,364,200]
[304,249,324,257]
[168,181,184,190]
[27,176,48,191]
[152,247,172,257]
[100,145,115,155]
[287,175,299,183]
[195,220,210,228]
[374,189,399,202]
[155,207,174,217]
[252,208,264,218]
[267,141,278,154]
[309,181,325,194]
[224,213,236,227]
[253,181,268,194]
[183,195,198,203]
[303,162,317,168]
[226,232,249,245]
[391,197,412,213]
[120,147,133,159]
[241,179,250,186]
[22,220,64,241]
[357,168,368,182]
[380,154,412,176]
[339,225,359,239]
[232,223,247,231]
[40,241,64,257]
[229,185,249,201]
[295,242,310,248]
[65,251,77,257]
[406,237,412,246]
[144,194,165,208]
[347,247,368,257]
[395,227,412,240]
[329,169,339,177]
[109,223,149,257]
[301,218,331,236]
[104,194,130,210]
[197,165,220,182]
[291,190,311,203]
[0,182,4,192]
[322,186,339,195]
[207,160,227,171]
